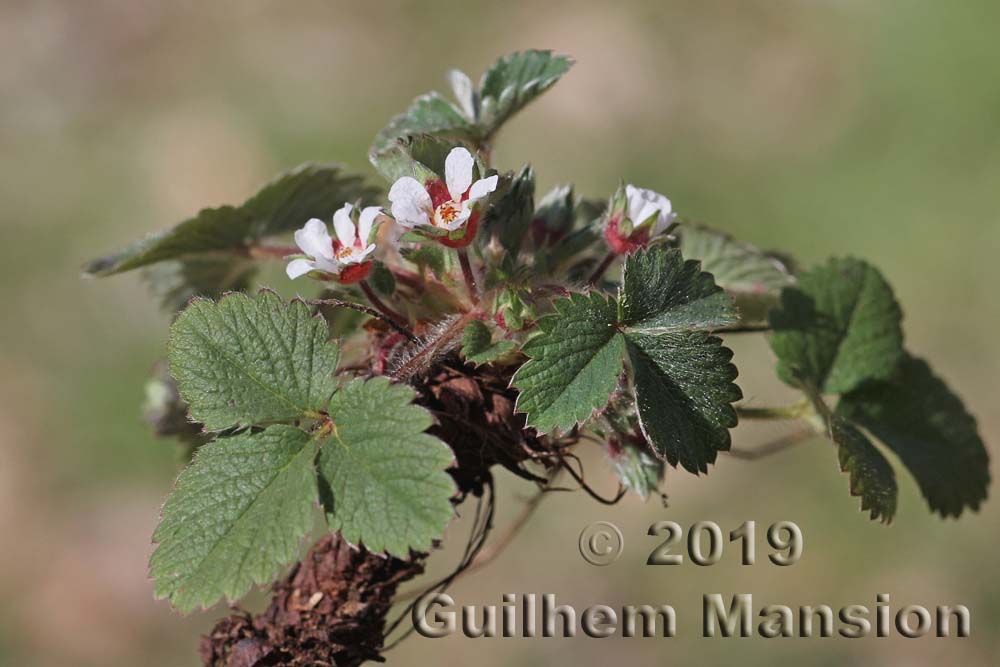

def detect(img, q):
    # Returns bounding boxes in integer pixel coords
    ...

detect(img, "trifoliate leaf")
[478,50,573,137]
[606,439,664,500]
[827,416,898,523]
[678,225,793,327]
[769,258,903,394]
[512,292,624,434]
[837,354,990,517]
[480,165,534,253]
[150,425,318,612]
[168,291,339,430]
[372,92,477,153]
[620,247,741,473]
[317,377,455,556]
[461,320,517,365]
[84,164,377,277]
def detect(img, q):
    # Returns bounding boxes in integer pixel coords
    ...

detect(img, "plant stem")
[587,251,617,286]
[358,280,408,329]
[307,298,416,341]
[735,399,812,421]
[457,248,480,304]
[726,429,815,460]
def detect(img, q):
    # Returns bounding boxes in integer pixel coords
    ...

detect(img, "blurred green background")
[1,1,997,665]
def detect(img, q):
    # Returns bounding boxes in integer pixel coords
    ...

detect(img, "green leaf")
[606,440,664,500]
[480,165,534,253]
[513,247,741,472]
[370,133,483,185]
[317,377,455,556]
[150,425,317,612]
[678,225,793,327]
[828,417,898,523]
[372,92,477,153]
[84,164,378,277]
[837,354,989,517]
[461,320,517,365]
[368,262,396,297]
[400,242,455,279]
[478,50,573,137]
[512,292,625,434]
[168,291,339,430]
[625,331,740,473]
[621,247,741,473]
[621,246,738,331]
[141,255,257,313]
[769,258,903,394]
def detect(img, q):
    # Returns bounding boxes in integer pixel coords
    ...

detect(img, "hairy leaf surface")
[150,425,317,612]
[169,291,339,430]
[317,377,456,556]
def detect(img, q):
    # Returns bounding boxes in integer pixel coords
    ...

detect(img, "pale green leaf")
[168,291,339,430]
[837,354,989,517]
[606,440,664,500]
[678,225,793,326]
[371,92,477,153]
[150,425,317,612]
[478,50,574,137]
[317,377,456,556]
[769,257,903,394]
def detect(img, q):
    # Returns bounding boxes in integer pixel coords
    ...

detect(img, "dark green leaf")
[621,247,738,331]
[480,165,534,253]
[168,290,339,430]
[317,377,455,556]
[150,425,317,612]
[461,320,517,365]
[368,262,396,297]
[829,417,898,523]
[84,164,377,277]
[478,50,574,137]
[837,354,989,517]
[512,292,624,433]
[620,247,741,472]
[769,257,903,394]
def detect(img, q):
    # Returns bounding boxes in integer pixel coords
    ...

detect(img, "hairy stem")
[457,248,480,304]
[359,280,408,328]
[307,298,416,341]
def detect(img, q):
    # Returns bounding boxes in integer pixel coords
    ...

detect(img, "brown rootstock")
[200,533,426,667]
[413,359,554,496]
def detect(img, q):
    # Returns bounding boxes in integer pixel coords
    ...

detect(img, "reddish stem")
[587,251,617,286]
[359,281,408,328]
[457,249,480,305]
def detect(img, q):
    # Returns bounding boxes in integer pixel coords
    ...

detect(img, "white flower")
[286,203,380,280]
[625,184,675,235]
[387,147,499,232]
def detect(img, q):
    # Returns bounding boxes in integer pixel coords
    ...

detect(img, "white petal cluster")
[286,203,380,280]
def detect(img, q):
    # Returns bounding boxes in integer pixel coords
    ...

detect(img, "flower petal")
[358,206,381,243]
[444,205,473,231]
[388,177,433,228]
[294,218,334,260]
[332,203,356,248]
[286,258,316,280]
[358,243,377,260]
[467,174,499,202]
[445,147,474,201]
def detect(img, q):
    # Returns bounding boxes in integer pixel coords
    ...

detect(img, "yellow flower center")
[434,201,462,228]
